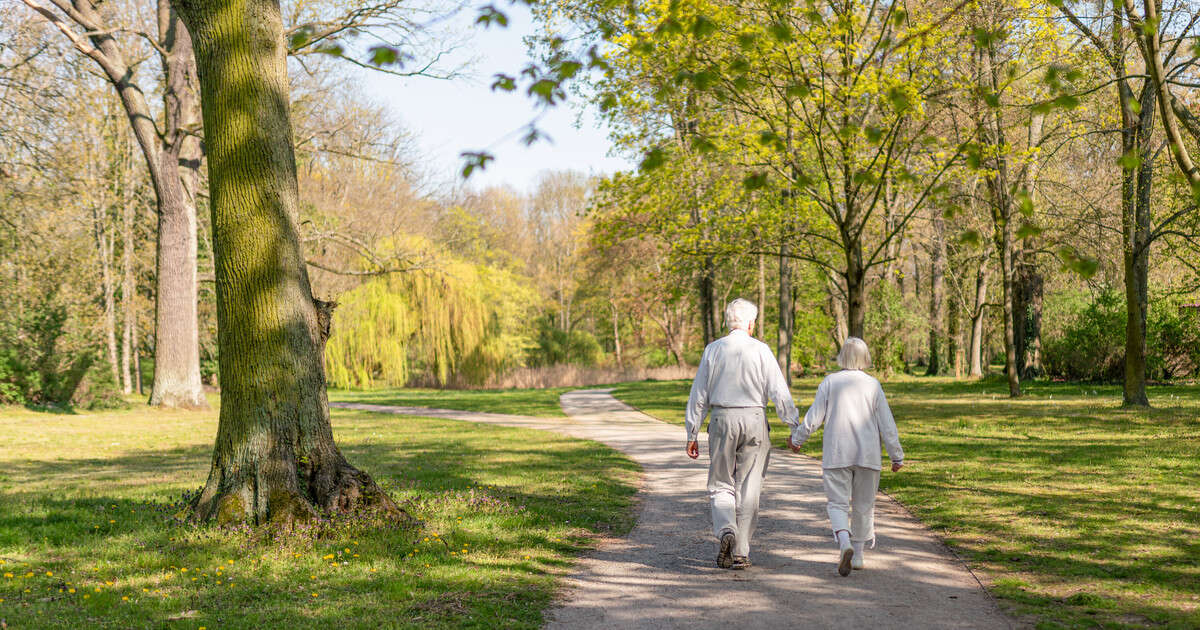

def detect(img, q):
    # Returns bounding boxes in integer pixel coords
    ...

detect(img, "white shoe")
[838,544,853,576]
[851,542,864,570]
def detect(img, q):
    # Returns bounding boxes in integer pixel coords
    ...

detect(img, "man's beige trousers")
[706,407,771,558]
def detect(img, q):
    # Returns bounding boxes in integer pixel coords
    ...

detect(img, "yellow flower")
[3,573,12,578]
[343,548,350,553]
[122,596,129,601]
[352,554,359,558]
[180,568,188,573]
[94,587,101,592]
[311,592,319,598]
[83,594,89,599]
[310,575,316,579]
[322,554,334,560]
[109,520,115,524]
[45,571,53,576]
[68,588,76,593]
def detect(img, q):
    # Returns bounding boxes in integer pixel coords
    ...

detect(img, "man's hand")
[786,435,802,454]
[686,440,700,459]
[891,461,904,473]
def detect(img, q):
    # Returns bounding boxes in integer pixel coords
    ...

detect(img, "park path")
[332,389,1016,630]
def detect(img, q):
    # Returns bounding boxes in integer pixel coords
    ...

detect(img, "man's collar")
[728,328,749,337]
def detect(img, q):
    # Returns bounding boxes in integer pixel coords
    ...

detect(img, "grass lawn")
[612,376,1200,630]
[0,399,637,629]
[328,387,572,418]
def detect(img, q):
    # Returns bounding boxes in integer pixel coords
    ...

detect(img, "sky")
[357,3,632,194]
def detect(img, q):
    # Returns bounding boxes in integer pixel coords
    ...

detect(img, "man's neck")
[729,328,749,336]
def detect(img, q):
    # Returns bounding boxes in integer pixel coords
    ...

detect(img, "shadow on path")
[333,390,1017,630]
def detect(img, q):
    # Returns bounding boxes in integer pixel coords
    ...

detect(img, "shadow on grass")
[0,412,638,630]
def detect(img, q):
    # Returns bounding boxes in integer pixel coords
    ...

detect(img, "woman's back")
[796,369,903,470]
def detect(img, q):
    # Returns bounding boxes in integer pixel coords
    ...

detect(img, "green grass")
[328,387,572,418]
[612,376,1200,629]
[0,401,637,629]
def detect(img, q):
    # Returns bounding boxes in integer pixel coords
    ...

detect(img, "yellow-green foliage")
[325,258,538,388]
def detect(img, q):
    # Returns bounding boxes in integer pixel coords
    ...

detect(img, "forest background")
[2,0,1199,411]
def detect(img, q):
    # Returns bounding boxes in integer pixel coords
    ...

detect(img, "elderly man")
[686,298,799,570]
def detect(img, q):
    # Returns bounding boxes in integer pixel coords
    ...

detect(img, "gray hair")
[724,298,758,331]
[836,337,872,370]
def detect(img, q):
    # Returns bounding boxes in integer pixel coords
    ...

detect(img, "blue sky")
[358,3,632,193]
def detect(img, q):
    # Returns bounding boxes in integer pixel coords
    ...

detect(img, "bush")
[0,298,101,406]
[1042,288,1200,382]
[526,317,604,368]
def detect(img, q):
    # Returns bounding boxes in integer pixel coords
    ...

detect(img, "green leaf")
[460,151,494,179]
[1057,246,1099,278]
[1015,221,1044,240]
[768,22,793,42]
[475,5,509,28]
[691,15,718,38]
[957,229,983,246]
[491,74,517,92]
[1016,190,1035,217]
[785,83,810,99]
[640,148,667,172]
[368,46,402,66]
[1118,150,1143,171]
[743,172,769,190]
[887,86,912,112]
[736,32,758,49]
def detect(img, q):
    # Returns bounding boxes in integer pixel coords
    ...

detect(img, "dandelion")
[94,587,101,592]
[83,594,90,599]
[46,571,53,576]
[122,596,129,601]
[524,555,531,560]
[109,520,115,524]
[343,548,350,553]
[69,588,75,593]
[3,573,11,578]
[322,554,334,560]
[310,575,316,580]
[311,592,319,598]
[181,568,188,573]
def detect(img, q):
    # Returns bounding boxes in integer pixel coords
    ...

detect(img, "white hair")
[724,298,758,331]
[836,337,872,370]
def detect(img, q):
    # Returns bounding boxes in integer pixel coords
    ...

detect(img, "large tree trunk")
[969,261,989,377]
[845,253,866,339]
[149,2,207,409]
[948,284,962,378]
[776,243,793,385]
[20,0,209,409]
[610,299,622,367]
[176,0,402,525]
[1118,79,1156,407]
[926,214,946,376]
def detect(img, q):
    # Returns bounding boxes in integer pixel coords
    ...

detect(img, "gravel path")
[332,389,1015,629]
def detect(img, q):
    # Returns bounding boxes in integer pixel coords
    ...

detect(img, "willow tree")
[173,0,400,524]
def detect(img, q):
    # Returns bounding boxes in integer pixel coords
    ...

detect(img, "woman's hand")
[786,436,803,453]
[686,440,699,459]
[891,461,904,472]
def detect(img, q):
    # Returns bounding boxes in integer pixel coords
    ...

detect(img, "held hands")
[686,440,699,459]
[786,435,803,454]
[891,461,904,473]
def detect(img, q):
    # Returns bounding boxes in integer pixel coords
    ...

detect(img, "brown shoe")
[731,556,752,570]
[716,532,735,569]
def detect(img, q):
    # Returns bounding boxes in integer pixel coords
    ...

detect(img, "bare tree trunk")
[926,214,946,375]
[756,252,765,339]
[948,287,962,378]
[777,243,793,386]
[698,258,717,345]
[176,0,402,525]
[94,203,120,382]
[120,140,137,394]
[610,299,622,367]
[969,261,989,377]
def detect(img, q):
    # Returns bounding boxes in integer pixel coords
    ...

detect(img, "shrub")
[1042,288,1200,381]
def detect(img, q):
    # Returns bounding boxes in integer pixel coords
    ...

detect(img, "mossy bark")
[173,0,403,525]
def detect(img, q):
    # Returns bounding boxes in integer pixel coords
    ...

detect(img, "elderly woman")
[788,337,904,577]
